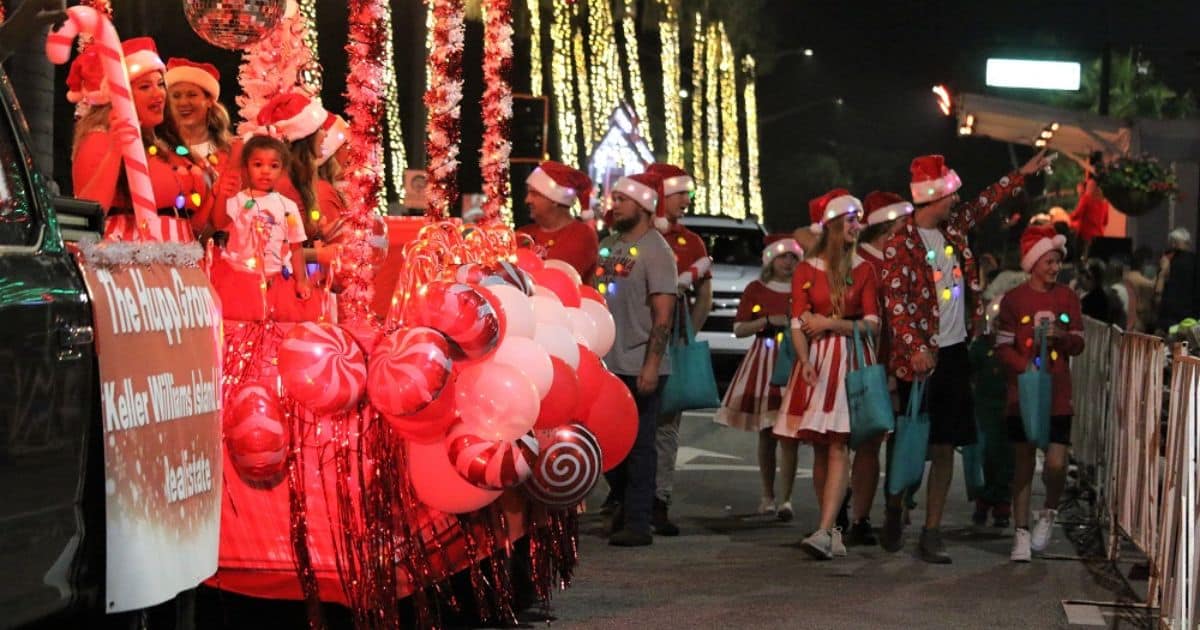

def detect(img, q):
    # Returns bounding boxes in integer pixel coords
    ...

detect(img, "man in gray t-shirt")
[595,172,677,547]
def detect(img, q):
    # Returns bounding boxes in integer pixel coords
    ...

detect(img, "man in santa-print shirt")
[518,161,600,283]
[880,150,1050,563]
[642,162,713,536]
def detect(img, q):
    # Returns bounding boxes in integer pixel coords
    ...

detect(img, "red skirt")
[714,335,783,431]
[773,333,874,444]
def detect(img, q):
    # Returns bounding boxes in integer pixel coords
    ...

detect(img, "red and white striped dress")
[714,279,790,431]
[774,255,880,443]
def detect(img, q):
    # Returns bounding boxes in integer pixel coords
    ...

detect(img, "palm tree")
[1053,51,1196,120]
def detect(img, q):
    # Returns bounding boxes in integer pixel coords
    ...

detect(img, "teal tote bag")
[1018,324,1053,450]
[770,329,795,387]
[846,322,896,449]
[660,302,721,414]
[886,379,929,496]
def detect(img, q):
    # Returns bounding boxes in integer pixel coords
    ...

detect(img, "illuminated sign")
[986,58,1081,91]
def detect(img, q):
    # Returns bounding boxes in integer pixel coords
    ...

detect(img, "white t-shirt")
[223,190,307,276]
[917,226,967,347]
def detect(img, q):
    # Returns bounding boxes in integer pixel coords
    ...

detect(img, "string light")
[587,0,621,142]
[297,0,321,92]
[704,22,720,217]
[621,0,650,150]
[526,0,542,96]
[383,0,406,208]
[718,25,744,219]
[658,1,684,167]
[573,27,594,152]
[550,1,578,162]
[690,12,707,214]
[742,55,763,220]
[425,2,436,90]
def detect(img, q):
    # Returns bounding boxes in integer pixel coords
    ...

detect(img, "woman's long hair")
[158,98,234,163]
[72,104,112,156]
[809,216,855,317]
[288,133,321,214]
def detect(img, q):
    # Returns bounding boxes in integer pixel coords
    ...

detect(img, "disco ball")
[182,0,287,51]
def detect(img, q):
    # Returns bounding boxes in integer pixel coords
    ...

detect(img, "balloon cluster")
[222,227,639,517]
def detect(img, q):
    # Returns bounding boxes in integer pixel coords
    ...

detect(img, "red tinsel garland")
[479,0,513,224]
[424,0,465,220]
[338,0,386,326]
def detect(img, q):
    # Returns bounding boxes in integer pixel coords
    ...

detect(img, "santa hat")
[526,161,595,218]
[121,38,165,83]
[611,173,661,215]
[165,58,221,99]
[318,113,349,165]
[66,47,108,107]
[762,235,804,267]
[863,191,914,226]
[645,163,695,197]
[1020,224,1067,272]
[257,92,327,142]
[909,154,962,205]
[807,188,862,233]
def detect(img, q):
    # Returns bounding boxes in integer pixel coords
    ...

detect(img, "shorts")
[896,342,975,447]
[1007,415,1073,446]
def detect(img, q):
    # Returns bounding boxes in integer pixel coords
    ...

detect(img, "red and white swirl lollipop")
[407,282,502,361]
[278,322,367,414]
[368,327,453,417]
[224,383,288,482]
[445,421,540,490]
[454,263,488,285]
[525,423,601,508]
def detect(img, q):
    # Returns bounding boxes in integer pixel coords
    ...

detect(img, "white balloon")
[531,294,570,328]
[491,335,554,398]
[484,283,535,339]
[566,307,600,352]
[532,284,556,300]
[534,323,581,370]
[543,258,583,285]
[579,298,615,357]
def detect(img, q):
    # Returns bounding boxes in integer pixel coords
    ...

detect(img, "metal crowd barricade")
[1070,317,1119,498]
[1158,351,1198,630]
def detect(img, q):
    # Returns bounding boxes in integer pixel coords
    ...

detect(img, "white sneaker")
[758,497,777,515]
[1011,528,1032,562]
[1031,509,1057,552]
[831,527,847,557]
[800,528,833,560]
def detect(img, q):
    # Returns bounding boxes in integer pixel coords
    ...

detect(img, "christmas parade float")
[46,0,636,626]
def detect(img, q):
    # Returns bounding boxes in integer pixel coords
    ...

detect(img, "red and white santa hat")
[526,161,595,219]
[66,47,107,107]
[807,188,862,233]
[318,113,349,165]
[257,92,328,142]
[121,37,166,83]
[909,154,962,205]
[1019,224,1067,272]
[863,190,914,226]
[645,163,694,232]
[762,234,804,267]
[611,172,661,214]
[165,57,221,99]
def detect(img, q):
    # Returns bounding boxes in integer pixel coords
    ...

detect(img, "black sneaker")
[604,503,624,536]
[609,529,653,547]
[652,499,680,537]
[845,519,878,546]
[972,501,989,527]
[836,491,852,531]
[993,515,1011,529]
[881,506,904,552]
[918,527,952,564]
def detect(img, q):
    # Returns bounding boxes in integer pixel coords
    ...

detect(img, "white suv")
[680,215,767,358]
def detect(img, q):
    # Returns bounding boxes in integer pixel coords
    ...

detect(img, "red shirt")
[734,279,791,328]
[857,243,893,363]
[517,220,600,284]
[792,256,879,324]
[663,222,710,277]
[994,282,1085,416]
[1070,187,1109,242]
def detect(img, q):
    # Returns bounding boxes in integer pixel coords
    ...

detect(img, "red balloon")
[535,356,580,430]
[572,344,605,420]
[513,248,544,274]
[407,282,502,362]
[531,268,582,308]
[225,383,288,483]
[385,377,459,443]
[581,372,637,472]
[579,284,607,306]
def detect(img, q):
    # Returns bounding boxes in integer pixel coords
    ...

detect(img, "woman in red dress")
[71,38,209,242]
[714,237,804,518]
[775,189,880,560]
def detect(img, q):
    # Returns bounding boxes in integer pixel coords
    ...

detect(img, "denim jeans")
[603,374,667,535]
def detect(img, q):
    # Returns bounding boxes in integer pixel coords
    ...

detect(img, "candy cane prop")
[47,6,161,241]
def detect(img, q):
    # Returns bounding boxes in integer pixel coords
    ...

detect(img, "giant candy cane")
[47,6,161,241]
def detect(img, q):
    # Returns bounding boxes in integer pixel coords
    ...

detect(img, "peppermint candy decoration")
[408,282,502,361]
[524,423,601,508]
[368,327,453,417]
[224,383,288,482]
[445,421,539,490]
[278,322,367,414]
[486,260,535,296]
[454,262,488,285]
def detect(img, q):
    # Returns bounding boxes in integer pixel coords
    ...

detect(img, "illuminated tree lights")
[572,28,594,153]
[742,55,764,220]
[690,12,706,213]
[704,22,720,216]
[526,0,543,96]
[620,0,650,150]
[718,24,744,219]
[382,0,406,207]
[550,1,578,163]
[657,1,684,167]
[586,0,620,143]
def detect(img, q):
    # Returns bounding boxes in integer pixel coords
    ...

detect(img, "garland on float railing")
[480,0,513,225]
[424,0,465,220]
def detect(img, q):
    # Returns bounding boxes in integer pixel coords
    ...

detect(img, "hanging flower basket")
[1096,155,1177,217]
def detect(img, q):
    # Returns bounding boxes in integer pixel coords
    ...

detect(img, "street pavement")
[531,410,1158,630]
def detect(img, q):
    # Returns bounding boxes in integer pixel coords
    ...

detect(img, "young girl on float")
[775,190,880,560]
[212,135,313,318]
[714,237,805,519]
[846,191,913,546]
[994,224,1084,562]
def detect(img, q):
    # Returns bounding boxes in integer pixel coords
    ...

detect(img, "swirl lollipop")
[278,322,367,414]
[444,422,539,490]
[525,423,602,508]
[407,282,502,361]
[367,327,453,417]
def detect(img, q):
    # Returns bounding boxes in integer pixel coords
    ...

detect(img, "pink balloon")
[531,267,582,308]
[565,307,600,352]
[579,298,615,357]
[531,294,569,328]
[492,335,554,398]
[543,259,583,286]
[582,372,638,472]
[408,439,501,514]
[225,383,288,483]
[534,323,580,370]
[485,283,535,339]
[278,322,367,414]
[455,360,540,441]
